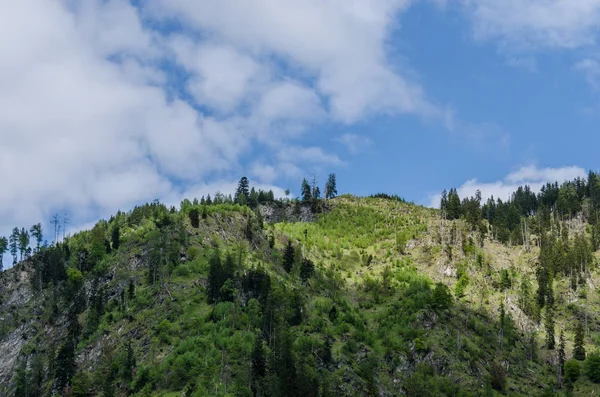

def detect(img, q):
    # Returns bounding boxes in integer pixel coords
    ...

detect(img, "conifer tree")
[447,188,462,220]
[235,176,250,205]
[18,227,29,261]
[300,258,315,283]
[440,189,448,218]
[251,336,266,380]
[545,307,556,350]
[0,236,7,271]
[111,225,120,250]
[283,240,295,273]
[128,279,135,301]
[325,173,337,199]
[207,249,222,304]
[9,227,19,265]
[14,359,28,397]
[559,330,566,376]
[573,321,586,361]
[249,187,259,208]
[124,341,136,382]
[30,223,43,253]
[301,178,312,202]
[188,208,200,228]
[55,339,76,390]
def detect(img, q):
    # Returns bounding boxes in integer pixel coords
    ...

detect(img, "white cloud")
[146,0,444,124]
[334,134,373,154]
[461,0,600,51]
[250,163,278,184]
[168,37,267,113]
[277,147,344,168]
[428,165,587,208]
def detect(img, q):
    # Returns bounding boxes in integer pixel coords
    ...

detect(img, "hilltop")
[1,176,600,396]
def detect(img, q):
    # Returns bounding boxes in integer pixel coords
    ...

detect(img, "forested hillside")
[2,173,600,396]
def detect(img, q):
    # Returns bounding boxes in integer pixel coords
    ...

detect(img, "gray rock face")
[259,203,318,224]
[0,325,27,388]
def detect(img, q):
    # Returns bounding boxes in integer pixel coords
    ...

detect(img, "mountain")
[1,178,600,396]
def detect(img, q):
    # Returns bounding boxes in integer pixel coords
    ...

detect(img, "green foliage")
[585,353,600,383]
[283,240,295,273]
[573,321,586,361]
[7,187,600,397]
[565,359,581,383]
[188,208,200,228]
[430,282,453,313]
[455,275,469,298]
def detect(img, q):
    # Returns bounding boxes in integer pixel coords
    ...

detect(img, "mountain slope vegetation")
[2,173,600,396]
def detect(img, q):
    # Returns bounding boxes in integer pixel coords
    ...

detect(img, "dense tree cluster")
[441,171,600,247]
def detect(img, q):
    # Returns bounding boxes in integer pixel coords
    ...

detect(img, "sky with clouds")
[1,0,600,244]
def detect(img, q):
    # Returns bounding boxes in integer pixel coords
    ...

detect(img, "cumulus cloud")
[460,0,600,51]
[145,0,444,124]
[2,0,451,248]
[428,165,587,208]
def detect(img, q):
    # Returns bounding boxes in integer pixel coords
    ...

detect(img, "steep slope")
[0,196,599,396]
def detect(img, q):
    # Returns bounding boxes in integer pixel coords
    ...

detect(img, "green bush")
[585,353,600,383]
[564,359,581,383]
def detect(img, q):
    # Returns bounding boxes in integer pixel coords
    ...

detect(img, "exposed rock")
[0,325,27,388]
[259,203,319,224]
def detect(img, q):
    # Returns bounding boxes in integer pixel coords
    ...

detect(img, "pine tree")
[111,225,120,250]
[283,240,295,273]
[447,188,462,220]
[9,227,19,265]
[128,279,135,301]
[30,223,43,253]
[545,307,555,350]
[325,173,337,199]
[188,208,200,228]
[440,189,448,218]
[249,187,259,208]
[235,176,250,205]
[18,228,29,261]
[14,359,28,397]
[559,330,566,376]
[251,336,266,380]
[0,236,7,271]
[55,339,76,390]
[300,258,315,282]
[301,178,312,202]
[207,249,222,304]
[573,321,586,361]
[124,341,136,381]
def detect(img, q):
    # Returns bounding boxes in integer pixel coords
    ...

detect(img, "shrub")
[564,359,581,383]
[430,282,453,313]
[585,353,600,383]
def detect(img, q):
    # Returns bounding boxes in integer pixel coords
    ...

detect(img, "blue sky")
[1,0,599,252]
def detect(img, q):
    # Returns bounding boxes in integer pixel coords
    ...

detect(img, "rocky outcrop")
[259,202,320,224]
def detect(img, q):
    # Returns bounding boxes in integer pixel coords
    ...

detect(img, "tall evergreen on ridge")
[301,178,312,202]
[325,173,338,200]
[235,176,251,205]
[0,236,7,271]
